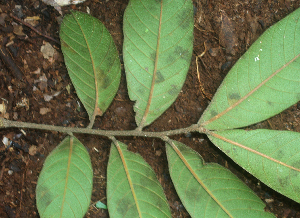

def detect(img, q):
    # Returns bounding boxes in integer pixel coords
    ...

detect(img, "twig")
[10,14,60,45]
[0,117,207,138]
[195,42,212,100]
[0,46,24,80]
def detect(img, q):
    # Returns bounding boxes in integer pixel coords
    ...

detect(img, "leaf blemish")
[168,85,180,96]
[228,93,241,105]
[175,46,189,60]
[210,110,218,117]
[96,68,110,89]
[155,71,165,83]
[229,93,241,100]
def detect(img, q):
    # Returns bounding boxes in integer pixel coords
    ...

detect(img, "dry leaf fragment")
[29,145,37,156]
[41,42,55,59]
[0,13,7,26]
[40,107,51,115]
[24,16,40,27]
[42,0,87,7]
[219,11,238,55]
[12,24,26,36]
[42,0,87,14]
[0,101,6,114]
[43,91,61,102]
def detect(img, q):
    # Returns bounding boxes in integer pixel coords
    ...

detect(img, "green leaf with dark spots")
[166,140,275,218]
[107,140,171,218]
[60,11,121,127]
[199,8,300,130]
[208,129,300,204]
[36,136,93,218]
[123,0,194,129]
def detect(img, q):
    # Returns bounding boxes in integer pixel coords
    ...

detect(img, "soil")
[0,0,300,217]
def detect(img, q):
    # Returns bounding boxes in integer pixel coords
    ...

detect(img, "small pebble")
[13,5,24,18]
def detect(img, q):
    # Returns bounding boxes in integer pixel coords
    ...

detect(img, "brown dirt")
[0,0,300,217]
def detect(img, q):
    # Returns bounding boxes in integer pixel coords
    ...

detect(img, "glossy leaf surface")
[166,140,275,217]
[123,0,194,128]
[60,11,121,127]
[209,129,300,204]
[107,140,171,218]
[36,136,93,218]
[199,8,300,130]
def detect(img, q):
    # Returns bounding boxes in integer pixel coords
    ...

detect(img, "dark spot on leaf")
[276,149,284,159]
[228,93,241,105]
[176,142,191,154]
[292,160,300,169]
[168,85,180,96]
[210,110,218,117]
[155,197,166,210]
[278,176,289,188]
[96,68,110,90]
[225,149,231,154]
[36,184,53,211]
[106,54,116,68]
[155,71,164,83]
[103,76,110,89]
[116,197,131,215]
[139,173,157,189]
[137,88,145,95]
[185,188,201,202]
[267,101,273,106]
[175,46,190,61]
[229,93,240,100]
[150,52,156,61]
[177,4,192,30]
[167,54,176,64]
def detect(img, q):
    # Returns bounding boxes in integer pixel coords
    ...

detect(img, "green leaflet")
[199,8,300,130]
[60,11,121,127]
[107,140,171,218]
[123,0,194,129]
[208,129,300,204]
[36,136,93,218]
[166,140,275,218]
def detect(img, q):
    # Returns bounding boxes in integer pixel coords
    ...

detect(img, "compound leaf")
[60,11,121,127]
[123,0,194,129]
[199,8,300,130]
[166,140,275,217]
[107,140,171,218]
[208,129,300,204]
[36,136,93,218]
